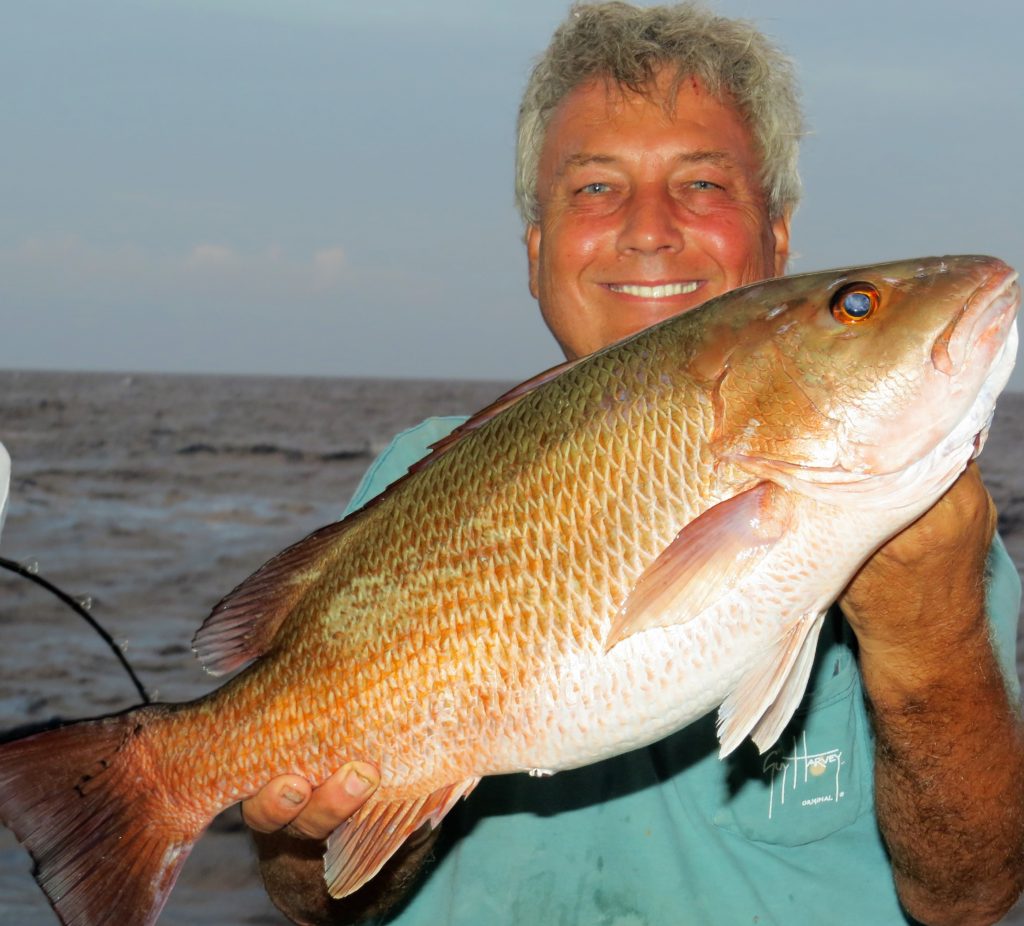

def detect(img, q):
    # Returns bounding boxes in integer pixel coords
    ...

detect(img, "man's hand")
[245,764,379,925]
[243,762,379,839]
[839,463,1024,925]
[840,461,996,666]
[246,763,442,926]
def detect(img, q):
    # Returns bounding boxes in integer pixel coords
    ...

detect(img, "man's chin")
[605,303,704,340]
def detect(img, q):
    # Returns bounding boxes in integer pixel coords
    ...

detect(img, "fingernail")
[342,766,375,798]
[281,786,305,805]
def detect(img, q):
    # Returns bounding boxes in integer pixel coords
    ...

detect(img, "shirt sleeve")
[343,416,468,516]
[986,532,1022,699]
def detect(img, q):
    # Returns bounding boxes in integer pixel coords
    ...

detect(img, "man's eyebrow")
[553,153,618,181]
[672,149,734,168]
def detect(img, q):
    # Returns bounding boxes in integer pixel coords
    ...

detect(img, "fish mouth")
[928,261,1019,469]
[932,264,1020,376]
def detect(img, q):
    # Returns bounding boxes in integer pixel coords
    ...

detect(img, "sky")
[2,0,1022,390]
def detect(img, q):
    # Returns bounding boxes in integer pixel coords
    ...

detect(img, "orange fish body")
[0,256,1018,925]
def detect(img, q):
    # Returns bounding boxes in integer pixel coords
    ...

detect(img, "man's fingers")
[242,774,313,833]
[286,762,380,841]
[242,762,380,838]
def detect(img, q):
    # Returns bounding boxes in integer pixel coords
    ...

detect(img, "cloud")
[311,247,347,291]
[0,236,352,302]
[4,235,153,284]
[185,243,240,270]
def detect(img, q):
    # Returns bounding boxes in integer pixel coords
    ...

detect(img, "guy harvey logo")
[763,732,845,820]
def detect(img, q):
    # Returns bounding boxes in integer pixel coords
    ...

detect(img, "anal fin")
[324,777,480,898]
[716,609,828,757]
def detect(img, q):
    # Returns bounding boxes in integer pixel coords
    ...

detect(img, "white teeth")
[609,282,699,298]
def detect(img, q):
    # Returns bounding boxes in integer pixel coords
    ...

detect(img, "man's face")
[527,70,791,359]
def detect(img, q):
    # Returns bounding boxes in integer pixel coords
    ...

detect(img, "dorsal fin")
[409,356,582,476]
[192,517,357,676]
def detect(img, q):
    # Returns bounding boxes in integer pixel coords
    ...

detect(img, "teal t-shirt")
[344,417,1022,926]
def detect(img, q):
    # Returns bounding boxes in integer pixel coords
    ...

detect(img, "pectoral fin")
[605,483,792,650]
[324,777,479,899]
[716,608,828,757]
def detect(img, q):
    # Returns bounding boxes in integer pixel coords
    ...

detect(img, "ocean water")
[0,369,1021,924]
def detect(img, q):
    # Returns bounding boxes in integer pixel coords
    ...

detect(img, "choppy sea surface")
[0,369,1022,924]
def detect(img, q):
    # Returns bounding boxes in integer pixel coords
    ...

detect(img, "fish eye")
[830,282,880,324]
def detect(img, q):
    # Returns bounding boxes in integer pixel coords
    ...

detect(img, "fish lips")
[932,262,1020,378]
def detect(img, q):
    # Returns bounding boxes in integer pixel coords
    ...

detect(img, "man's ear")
[771,210,792,277]
[526,224,541,300]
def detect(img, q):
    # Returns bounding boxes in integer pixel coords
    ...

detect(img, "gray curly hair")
[515,1,804,225]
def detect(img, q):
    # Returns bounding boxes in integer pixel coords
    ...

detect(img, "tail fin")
[0,708,203,926]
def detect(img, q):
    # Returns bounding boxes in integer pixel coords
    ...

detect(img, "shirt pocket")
[710,666,872,846]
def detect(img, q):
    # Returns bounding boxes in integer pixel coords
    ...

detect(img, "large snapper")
[0,255,1018,926]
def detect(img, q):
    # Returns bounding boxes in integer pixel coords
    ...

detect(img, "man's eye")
[577,182,612,194]
[690,179,723,191]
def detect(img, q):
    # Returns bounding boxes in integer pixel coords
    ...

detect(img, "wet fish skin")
[0,255,1018,926]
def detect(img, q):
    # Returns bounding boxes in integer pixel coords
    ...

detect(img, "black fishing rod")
[0,556,152,704]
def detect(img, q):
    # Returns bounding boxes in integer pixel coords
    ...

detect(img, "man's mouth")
[606,281,701,298]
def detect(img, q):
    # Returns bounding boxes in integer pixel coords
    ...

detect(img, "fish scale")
[0,255,1018,925]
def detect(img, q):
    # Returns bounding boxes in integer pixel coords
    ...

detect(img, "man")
[244,3,1024,923]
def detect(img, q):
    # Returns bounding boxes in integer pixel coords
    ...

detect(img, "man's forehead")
[541,73,752,172]
[544,68,744,143]
[566,68,726,118]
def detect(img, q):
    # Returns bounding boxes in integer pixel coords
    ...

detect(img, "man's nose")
[616,186,685,255]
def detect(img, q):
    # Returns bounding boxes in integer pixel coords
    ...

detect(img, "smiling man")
[243,4,1024,925]
[526,70,789,359]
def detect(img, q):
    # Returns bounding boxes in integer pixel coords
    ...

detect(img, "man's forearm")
[839,465,1024,923]
[860,598,1024,926]
[255,824,439,926]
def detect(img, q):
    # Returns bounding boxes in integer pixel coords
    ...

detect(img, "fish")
[0,255,1018,926]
